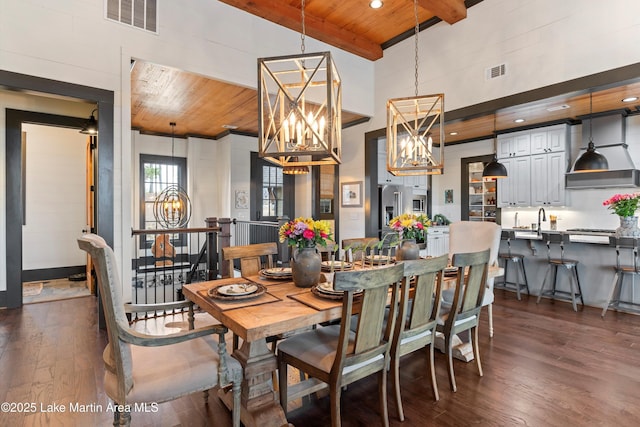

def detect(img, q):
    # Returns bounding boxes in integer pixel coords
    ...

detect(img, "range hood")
[565,113,640,189]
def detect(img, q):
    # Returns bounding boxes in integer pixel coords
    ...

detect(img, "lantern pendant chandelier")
[153,122,191,228]
[386,0,444,176]
[258,0,342,168]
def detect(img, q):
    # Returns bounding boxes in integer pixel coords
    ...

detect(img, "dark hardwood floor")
[1,290,639,426]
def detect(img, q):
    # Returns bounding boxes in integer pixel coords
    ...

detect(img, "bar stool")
[536,232,584,311]
[495,230,530,300]
[602,236,640,317]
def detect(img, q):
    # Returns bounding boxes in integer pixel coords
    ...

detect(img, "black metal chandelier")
[153,122,191,228]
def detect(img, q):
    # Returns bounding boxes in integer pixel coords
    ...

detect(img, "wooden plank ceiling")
[131,59,640,143]
[219,0,467,61]
[130,0,640,143]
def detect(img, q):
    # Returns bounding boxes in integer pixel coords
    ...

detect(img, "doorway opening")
[20,122,93,304]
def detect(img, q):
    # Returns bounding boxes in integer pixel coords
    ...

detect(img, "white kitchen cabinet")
[530,124,569,154]
[378,152,403,185]
[426,226,449,257]
[497,156,531,207]
[497,132,531,158]
[404,174,427,190]
[531,151,567,206]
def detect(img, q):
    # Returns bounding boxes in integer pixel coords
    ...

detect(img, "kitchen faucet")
[537,207,546,236]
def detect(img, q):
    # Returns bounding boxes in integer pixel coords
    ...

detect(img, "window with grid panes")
[140,154,187,244]
[262,164,283,218]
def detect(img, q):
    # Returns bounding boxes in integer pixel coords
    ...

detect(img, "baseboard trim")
[23,266,85,283]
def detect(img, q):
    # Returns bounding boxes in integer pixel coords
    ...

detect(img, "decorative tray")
[207,282,267,300]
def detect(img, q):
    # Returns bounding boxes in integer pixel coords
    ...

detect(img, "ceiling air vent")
[486,63,506,80]
[106,0,158,33]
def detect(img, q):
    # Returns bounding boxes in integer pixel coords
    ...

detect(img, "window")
[250,152,294,222]
[262,164,283,218]
[140,154,187,232]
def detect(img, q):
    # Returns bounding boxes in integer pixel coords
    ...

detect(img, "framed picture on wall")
[235,189,249,209]
[341,181,363,207]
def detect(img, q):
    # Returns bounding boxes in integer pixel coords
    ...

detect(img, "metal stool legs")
[498,255,530,300]
[537,263,584,311]
[602,271,622,317]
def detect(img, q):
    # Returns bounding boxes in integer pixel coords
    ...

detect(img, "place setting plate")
[311,281,362,300]
[321,260,354,271]
[363,254,394,264]
[444,267,458,277]
[207,281,267,300]
[259,267,292,280]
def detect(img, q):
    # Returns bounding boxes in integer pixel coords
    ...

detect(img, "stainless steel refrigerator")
[379,184,413,233]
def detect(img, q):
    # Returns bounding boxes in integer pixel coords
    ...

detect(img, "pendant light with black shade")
[482,114,508,179]
[573,92,609,172]
[80,108,98,135]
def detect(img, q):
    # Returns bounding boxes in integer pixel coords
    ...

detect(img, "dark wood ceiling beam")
[219,0,383,60]
[417,0,467,24]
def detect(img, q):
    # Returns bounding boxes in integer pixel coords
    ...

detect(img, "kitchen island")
[499,229,639,312]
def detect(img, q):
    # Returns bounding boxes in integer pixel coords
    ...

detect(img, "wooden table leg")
[219,338,291,427]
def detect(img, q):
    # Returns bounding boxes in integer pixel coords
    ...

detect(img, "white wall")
[22,124,87,270]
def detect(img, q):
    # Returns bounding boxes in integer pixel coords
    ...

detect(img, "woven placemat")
[288,288,345,311]
[198,287,281,311]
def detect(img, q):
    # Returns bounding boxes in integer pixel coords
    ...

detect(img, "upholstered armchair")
[78,234,242,427]
[445,221,501,337]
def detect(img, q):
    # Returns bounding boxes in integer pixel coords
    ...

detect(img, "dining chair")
[445,221,501,337]
[223,242,280,349]
[437,249,490,392]
[222,242,278,278]
[341,237,380,262]
[277,262,405,427]
[391,255,448,421]
[78,234,242,427]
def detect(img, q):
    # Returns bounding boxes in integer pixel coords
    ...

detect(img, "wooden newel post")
[217,217,233,278]
[204,217,219,280]
[277,215,290,266]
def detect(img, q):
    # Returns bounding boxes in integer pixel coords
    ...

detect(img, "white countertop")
[509,229,612,245]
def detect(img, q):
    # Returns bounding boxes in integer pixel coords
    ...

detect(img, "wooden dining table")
[182,263,503,427]
[183,272,346,427]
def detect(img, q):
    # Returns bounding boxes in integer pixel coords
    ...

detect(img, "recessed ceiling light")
[369,0,383,9]
[449,132,458,136]
[514,118,525,123]
[622,96,639,103]
[546,104,570,112]
[222,124,238,129]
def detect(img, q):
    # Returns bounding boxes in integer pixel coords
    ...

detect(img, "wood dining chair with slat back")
[222,242,279,278]
[437,249,490,392]
[391,255,448,420]
[222,242,279,350]
[341,237,380,263]
[446,221,501,337]
[278,263,405,427]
